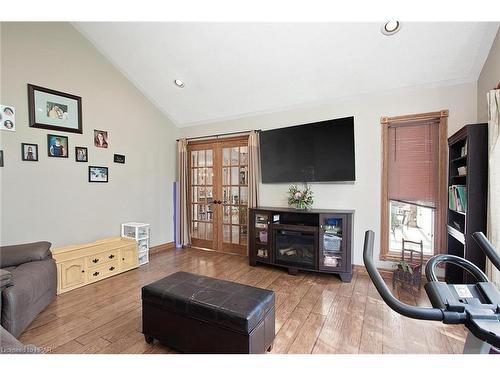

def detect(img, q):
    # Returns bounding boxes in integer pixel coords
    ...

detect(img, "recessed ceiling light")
[174,79,185,88]
[381,21,401,36]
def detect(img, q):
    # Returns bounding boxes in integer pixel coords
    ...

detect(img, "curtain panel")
[177,138,191,247]
[487,89,500,287]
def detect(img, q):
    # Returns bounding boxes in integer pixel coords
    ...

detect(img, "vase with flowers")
[287,184,314,210]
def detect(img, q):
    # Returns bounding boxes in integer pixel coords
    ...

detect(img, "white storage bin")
[121,222,150,266]
[138,250,149,265]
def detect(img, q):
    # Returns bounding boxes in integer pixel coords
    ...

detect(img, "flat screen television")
[260,116,355,183]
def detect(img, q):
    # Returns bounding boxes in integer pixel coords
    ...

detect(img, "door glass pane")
[192,168,198,185]
[198,168,206,185]
[191,151,198,167]
[239,208,247,225]
[198,187,206,203]
[231,206,239,224]
[205,187,213,203]
[239,166,247,185]
[240,146,248,165]
[231,147,239,165]
[197,222,206,239]
[206,150,213,167]
[240,226,247,245]
[240,187,248,205]
[223,148,230,166]
[223,225,231,243]
[206,223,213,240]
[223,187,230,204]
[192,187,199,203]
[223,205,230,223]
[231,167,239,185]
[198,150,206,167]
[206,203,214,222]
[232,225,239,244]
[223,167,230,185]
[231,187,239,204]
[206,167,213,185]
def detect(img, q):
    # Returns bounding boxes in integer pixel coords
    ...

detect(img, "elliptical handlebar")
[472,232,500,272]
[425,254,489,282]
[362,230,444,321]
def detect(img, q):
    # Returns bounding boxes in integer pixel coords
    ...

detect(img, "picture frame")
[21,143,39,161]
[28,84,82,134]
[114,154,125,164]
[89,166,108,183]
[0,150,4,167]
[75,147,88,162]
[47,134,69,158]
[94,130,109,148]
[1,105,16,132]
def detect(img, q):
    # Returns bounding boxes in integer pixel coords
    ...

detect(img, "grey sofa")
[0,241,57,342]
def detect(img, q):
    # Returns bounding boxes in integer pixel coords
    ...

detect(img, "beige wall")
[0,22,179,248]
[477,28,500,122]
[180,82,477,267]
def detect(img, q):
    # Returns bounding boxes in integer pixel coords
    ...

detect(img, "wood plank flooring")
[19,248,468,354]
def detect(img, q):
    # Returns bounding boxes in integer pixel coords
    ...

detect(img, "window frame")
[380,110,448,261]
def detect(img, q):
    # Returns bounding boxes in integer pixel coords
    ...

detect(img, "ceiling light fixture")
[174,79,185,88]
[381,21,401,36]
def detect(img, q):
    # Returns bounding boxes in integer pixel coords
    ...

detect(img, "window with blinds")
[388,120,439,209]
[380,111,448,260]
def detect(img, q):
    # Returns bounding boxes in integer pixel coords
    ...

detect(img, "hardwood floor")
[19,248,468,354]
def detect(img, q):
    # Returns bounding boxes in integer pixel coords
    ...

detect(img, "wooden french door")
[188,137,249,255]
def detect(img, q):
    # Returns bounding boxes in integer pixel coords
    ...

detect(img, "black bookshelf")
[446,124,488,284]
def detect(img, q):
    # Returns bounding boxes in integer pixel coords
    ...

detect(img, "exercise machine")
[363,230,500,354]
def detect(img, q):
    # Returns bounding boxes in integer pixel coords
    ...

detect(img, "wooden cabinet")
[53,237,138,294]
[120,246,138,270]
[249,207,354,282]
[60,259,86,291]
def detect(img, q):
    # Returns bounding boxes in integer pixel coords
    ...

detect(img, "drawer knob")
[93,271,99,277]
[109,254,115,259]
[109,266,115,271]
[92,258,99,263]
[81,270,85,273]
[122,258,125,261]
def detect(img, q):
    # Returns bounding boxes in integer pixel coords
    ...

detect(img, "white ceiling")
[74,22,499,127]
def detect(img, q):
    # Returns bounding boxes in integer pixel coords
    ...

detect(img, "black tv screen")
[260,116,355,183]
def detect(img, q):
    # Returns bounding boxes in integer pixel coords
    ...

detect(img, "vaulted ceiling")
[74,22,499,127]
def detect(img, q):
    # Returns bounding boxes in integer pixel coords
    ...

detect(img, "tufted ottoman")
[142,271,275,353]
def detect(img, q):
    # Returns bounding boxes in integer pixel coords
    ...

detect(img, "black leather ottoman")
[142,271,275,354]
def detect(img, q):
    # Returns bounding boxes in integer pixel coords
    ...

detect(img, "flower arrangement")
[287,184,314,210]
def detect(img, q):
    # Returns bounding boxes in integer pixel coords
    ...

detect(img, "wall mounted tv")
[260,116,355,183]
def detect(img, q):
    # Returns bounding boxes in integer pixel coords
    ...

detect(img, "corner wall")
[477,28,500,122]
[180,82,477,267]
[0,22,179,248]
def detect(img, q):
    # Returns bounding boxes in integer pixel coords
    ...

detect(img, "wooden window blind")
[387,120,439,209]
[380,110,448,261]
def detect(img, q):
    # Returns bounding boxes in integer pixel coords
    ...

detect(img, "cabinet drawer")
[86,261,119,283]
[86,249,119,268]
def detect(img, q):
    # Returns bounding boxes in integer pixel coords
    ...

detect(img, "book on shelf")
[449,185,467,213]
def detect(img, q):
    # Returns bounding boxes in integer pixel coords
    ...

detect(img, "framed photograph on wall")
[1,105,16,131]
[75,147,88,162]
[94,130,108,148]
[114,154,125,164]
[21,143,38,161]
[89,166,108,183]
[47,134,69,158]
[28,84,83,134]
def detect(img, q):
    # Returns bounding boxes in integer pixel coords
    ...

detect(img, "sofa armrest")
[0,269,13,289]
[0,241,52,268]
